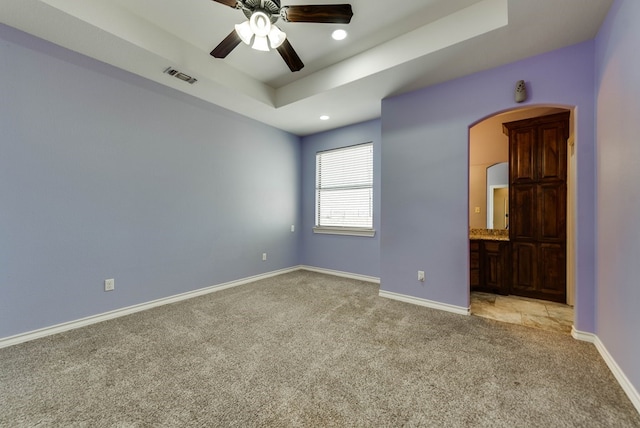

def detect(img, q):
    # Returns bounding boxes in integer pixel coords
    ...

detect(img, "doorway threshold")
[470,292,573,334]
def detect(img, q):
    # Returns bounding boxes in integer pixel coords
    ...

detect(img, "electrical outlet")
[104,278,115,292]
[417,271,425,282]
[291,225,295,232]
[262,253,267,261]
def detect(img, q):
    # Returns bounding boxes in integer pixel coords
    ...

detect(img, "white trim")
[571,326,596,343]
[572,328,640,414]
[299,265,380,284]
[594,336,640,414]
[300,266,468,315]
[0,267,299,349]
[313,227,376,237]
[487,184,508,229]
[378,289,470,316]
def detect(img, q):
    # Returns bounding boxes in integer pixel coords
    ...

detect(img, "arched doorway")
[468,106,576,333]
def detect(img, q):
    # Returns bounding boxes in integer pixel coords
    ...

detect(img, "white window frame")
[314,142,375,237]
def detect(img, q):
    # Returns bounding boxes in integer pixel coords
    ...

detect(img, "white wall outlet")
[291,225,295,232]
[104,278,115,292]
[418,271,425,282]
[262,253,267,261]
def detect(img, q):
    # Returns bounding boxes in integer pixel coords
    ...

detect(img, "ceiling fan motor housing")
[242,0,281,23]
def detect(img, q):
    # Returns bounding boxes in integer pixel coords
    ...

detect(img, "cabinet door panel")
[539,123,567,181]
[485,250,502,289]
[539,244,566,301]
[509,127,536,183]
[510,185,536,240]
[511,242,537,293]
[538,183,566,241]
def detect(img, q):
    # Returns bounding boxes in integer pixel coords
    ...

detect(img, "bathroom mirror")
[489,186,509,229]
[486,162,508,230]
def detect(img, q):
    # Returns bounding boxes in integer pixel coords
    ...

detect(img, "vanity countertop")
[469,228,509,241]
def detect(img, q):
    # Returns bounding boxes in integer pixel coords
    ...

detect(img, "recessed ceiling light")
[320,115,330,121]
[332,29,348,41]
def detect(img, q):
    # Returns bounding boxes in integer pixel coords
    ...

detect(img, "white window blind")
[315,142,373,230]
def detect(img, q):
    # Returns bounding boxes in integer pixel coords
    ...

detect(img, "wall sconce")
[515,80,527,103]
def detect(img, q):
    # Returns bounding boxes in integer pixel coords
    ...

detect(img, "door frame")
[469,105,576,307]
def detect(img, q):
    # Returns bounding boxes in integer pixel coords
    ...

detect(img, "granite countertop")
[469,228,509,241]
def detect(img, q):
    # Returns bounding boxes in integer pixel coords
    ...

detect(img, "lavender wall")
[0,25,301,339]
[381,42,597,328]
[300,120,381,278]
[595,0,640,396]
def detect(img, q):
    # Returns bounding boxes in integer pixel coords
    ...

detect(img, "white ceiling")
[2,0,612,136]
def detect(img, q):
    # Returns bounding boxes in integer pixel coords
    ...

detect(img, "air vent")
[163,67,197,84]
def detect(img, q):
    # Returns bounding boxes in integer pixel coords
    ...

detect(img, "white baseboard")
[594,337,640,414]
[571,326,596,343]
[378,289,470,316]
[299,265,380,284]
[0,266,299,349]
[572,327,640,414]
[298,267,469,316]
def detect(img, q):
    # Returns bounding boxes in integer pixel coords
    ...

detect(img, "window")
[314,142,375,237]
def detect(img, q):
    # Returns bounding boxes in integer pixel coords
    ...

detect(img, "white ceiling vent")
[163,67,197,84]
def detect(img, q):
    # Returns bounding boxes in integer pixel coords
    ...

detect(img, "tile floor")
[470,292,574,334]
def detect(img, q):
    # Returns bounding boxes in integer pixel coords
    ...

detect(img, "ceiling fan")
[210,0,353,72]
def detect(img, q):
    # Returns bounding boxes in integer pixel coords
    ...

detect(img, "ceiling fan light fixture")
[268,26,287,49]
[210,0,354,72]
[252,35,270,52]
[250,11,272,37]
[235,21,253,45]
[238,11,283,51]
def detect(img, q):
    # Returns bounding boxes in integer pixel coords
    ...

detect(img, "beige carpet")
[1,271,639,427]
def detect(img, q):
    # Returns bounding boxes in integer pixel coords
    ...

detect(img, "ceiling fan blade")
[281,5,353,24]
[276,39,304,72]
[210,30,242,58]
[211,0,238,8]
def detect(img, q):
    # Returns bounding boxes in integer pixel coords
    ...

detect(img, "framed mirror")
[486,162,508,229]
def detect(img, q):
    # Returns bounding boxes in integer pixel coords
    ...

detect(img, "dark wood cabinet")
[484,241,508,292]
[470,240,509,295]
[470,241,481,288]
[503,112,569,303]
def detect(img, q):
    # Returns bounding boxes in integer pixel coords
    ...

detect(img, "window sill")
[313,227,376,237]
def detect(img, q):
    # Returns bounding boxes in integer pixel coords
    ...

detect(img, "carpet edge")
[378,289,470,316]
[594,336,640,415]
[299,265,380,284]
[0,266,300,349]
